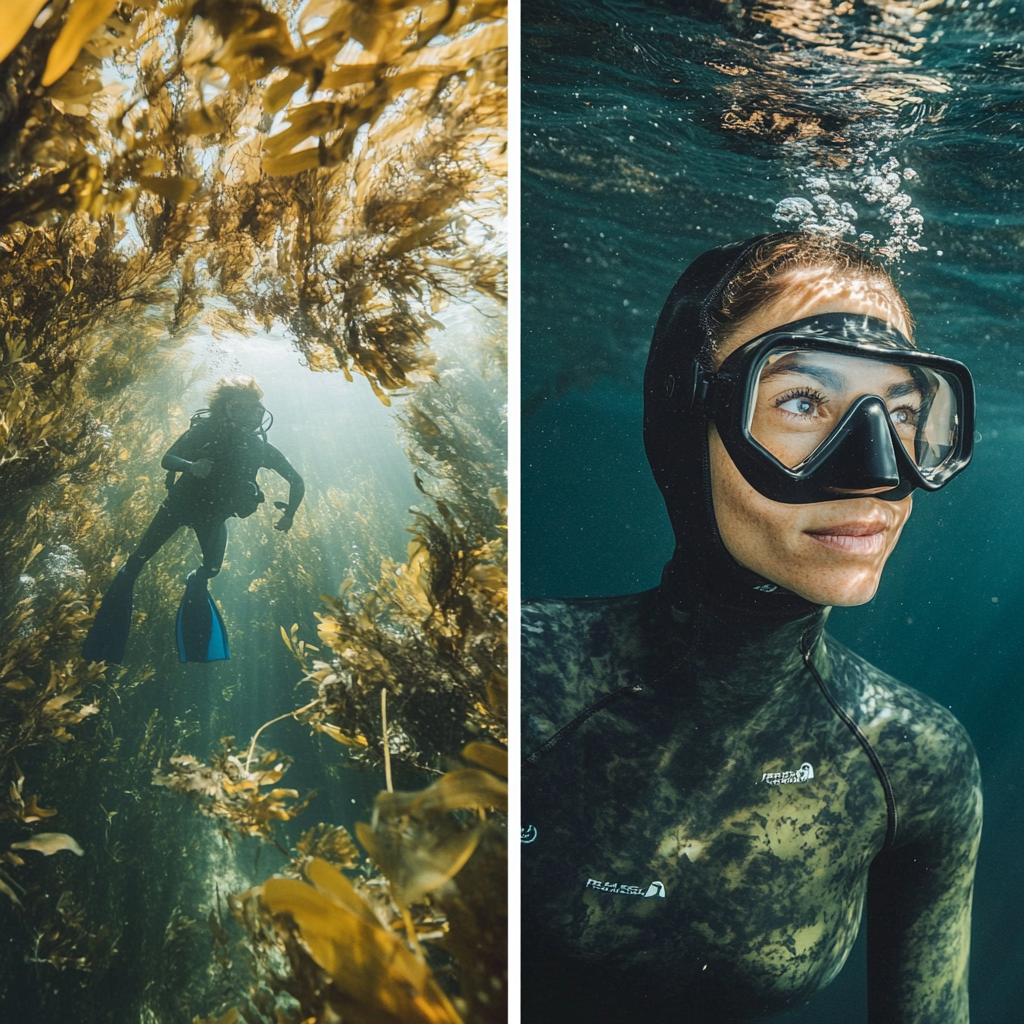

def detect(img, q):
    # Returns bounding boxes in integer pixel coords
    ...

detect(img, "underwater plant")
[1,0,505,1017]
[152,739,315,846]
[221,741,507,1024]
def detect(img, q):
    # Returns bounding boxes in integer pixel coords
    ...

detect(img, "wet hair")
[707,233,914,352]
[206,376,264,417]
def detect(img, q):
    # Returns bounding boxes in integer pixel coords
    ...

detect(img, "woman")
[82,376,304,665]
[521,233,982,1023]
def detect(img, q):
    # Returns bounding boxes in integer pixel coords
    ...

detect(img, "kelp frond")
[219,743,506,1024]
[299,497,507,771]
[153,739,314,843]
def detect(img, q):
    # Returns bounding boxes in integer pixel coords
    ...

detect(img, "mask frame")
[691,313,976,504]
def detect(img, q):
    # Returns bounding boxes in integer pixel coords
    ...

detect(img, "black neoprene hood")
[643,234,813,615]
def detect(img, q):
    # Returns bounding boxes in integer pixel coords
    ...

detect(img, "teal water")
[523,1,1024,1019]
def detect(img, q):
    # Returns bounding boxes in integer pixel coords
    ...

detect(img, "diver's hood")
[643,234,821,618]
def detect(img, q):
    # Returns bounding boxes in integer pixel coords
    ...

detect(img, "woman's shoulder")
[521,590,657,749]
[522,590,657,664]
[825,637,981,843]
[168,418,207,446]
[826,638,972,748]
[523,590,647,634]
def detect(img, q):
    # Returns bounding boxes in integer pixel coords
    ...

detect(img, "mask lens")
[230,401,264,428]
[746,347,962,478]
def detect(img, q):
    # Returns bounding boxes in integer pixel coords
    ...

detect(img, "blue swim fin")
[82,567,136,665]
[176,571,230,663]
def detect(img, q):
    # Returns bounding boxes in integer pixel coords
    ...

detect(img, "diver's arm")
[161,454,212,478]
[865,708,982,1024]
[262,444,305,527]
[161,427,212,477]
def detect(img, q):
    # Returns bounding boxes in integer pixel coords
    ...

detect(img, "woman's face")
[226,396,265,431]
[709,268,915,607]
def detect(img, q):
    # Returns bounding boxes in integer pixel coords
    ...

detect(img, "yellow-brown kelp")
[1,0,505,1016]
[227,743,507,1024]
[152,740,315,845]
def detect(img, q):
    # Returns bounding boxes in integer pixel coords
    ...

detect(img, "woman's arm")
[866,707,982,1023]
[160,426,210,476]
[261,443,305,529]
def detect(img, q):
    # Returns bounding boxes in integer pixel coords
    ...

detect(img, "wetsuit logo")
[521,825,538,843]
[585,878,667,898]
[761,762,815,785]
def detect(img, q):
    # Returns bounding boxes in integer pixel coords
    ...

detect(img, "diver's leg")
[83,504,185,663]
[125,502,184,579]
[193,519,228,581]
[176,519,230,662]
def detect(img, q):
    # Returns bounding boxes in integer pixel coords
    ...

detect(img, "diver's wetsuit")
[131,415,304,577]
[521,590,981,1023]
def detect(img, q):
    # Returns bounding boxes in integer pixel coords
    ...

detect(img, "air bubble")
[772,197,815,225]
[815,195,840,217]
[776,152,925,259]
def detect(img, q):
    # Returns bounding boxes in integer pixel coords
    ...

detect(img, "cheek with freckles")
[707,427,912,606]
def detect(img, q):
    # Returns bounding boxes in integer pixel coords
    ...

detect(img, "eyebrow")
[760,356,923,399]
[759,356,843,391]
[884,380,923,400]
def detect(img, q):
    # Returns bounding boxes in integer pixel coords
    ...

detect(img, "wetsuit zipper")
[522,681,647,770]
[800,629,899,849]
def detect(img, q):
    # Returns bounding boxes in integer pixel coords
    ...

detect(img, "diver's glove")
[273,501,294,532]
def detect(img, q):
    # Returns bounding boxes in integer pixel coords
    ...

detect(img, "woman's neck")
[650,584,830,716]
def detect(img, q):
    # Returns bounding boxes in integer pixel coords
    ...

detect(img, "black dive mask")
[693,313,975,504]
[191,406,274,438]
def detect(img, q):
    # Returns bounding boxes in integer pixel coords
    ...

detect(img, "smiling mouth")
[805,522,887,555]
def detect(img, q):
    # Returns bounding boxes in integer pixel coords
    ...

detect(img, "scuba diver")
[522,234,982,1023]
[82,376,304,665]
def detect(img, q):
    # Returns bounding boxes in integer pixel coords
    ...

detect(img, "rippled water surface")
[523,1,1024,1019]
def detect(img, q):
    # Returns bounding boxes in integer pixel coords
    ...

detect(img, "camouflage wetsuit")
[521,588,982,1023]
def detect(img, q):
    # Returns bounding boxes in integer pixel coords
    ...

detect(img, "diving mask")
[692,313,975,504]
[226,401,272,434]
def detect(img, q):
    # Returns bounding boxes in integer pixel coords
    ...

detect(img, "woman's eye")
[778,396,818,416]
[890,406,920,427]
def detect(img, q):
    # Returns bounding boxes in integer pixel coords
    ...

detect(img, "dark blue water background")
[523,1,1024,1019]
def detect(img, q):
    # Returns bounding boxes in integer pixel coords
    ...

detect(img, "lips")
[805,520,887,555]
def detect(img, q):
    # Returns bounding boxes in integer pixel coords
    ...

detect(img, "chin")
[785,571,883,607]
